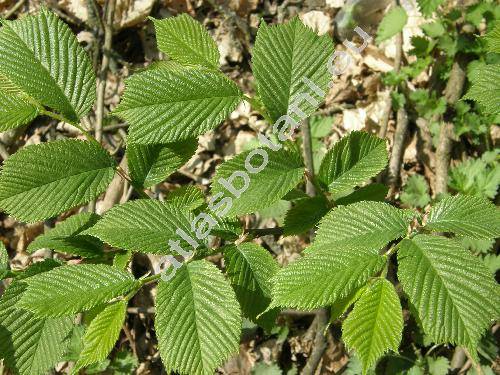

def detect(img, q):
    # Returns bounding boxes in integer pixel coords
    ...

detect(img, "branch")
[301,118,330,375]
[95,0,116,145]
[378,0,404,140]
[434,57,467,196]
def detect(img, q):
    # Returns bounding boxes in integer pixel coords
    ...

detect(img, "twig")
[387,107,409,195]
[434,57,466,196]
[302,310,329,375]
[301,119,330,375]
[95,0,116,145]
[378,0,404,139]
[246,227,284,237]
[3,0,24,19]
[103,123,128,132]
[302,119,316,196]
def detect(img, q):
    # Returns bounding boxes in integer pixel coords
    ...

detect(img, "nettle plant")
[0,7,499,375]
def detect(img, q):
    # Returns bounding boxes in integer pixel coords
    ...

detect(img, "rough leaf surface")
[76,301,127,369]
[85,200,197,254]
[127,139,197,188]
[463,64,500,115]
[315,201,414,250]
[0,274,73,375]
[114,64,242,144]
[0,140,116,223]
[343,279,403,374]
[18,264,138,317]
[211,148,305,216]
[27,212,103,258]
[397,235,498,354]
[155,260,241,375]
[0,88,38,131]
[318,131,388,196]
[425,194,500,239]
[0,8,95,121]
[152,14,220,68]
[283,196,330,235]
[252,17,334,122]
[224,243,279,329]
[270,244,385,310]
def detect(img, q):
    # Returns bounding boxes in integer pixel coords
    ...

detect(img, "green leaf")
[463,64,500,115]
[270,244,385,310]
[252,17,334,122]
[211,148,305,216]
[0,140,116,223]
[417,0,445,17]
[127,139,197,188]
[85,200,197,254]
[376,7,408,44]
[314,201,414,250]
[425,195,500,239]
[283,195,330,236]
[166,185,205,210]
[0,88,39,131]
[330,286,366,323]
[343,279,403,374]
[75,301,127,370]
[0,275,73,375]
[397,235,497,354]
[18,264,138,317]
[152,14,220,69]
[400,175,431,208]
[155,260,241,375]
[224,243,279,329]
[114,64,242,144]
[27,212,103,258]
[427,357,450,375]
[484,22,500,54]
[310,115,334,138]
[0,241,8,279]
[0,8,96,122]
[318,131,388,196]
[335,184,389,206]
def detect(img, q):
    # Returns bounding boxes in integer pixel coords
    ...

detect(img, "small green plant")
[0,7,498,375]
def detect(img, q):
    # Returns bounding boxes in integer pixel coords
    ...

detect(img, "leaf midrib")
[414,243,474,344]
[2,20,78,121]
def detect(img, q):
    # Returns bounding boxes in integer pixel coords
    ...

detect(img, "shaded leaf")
[27,212,103,258]
[224,243,279,329]
[127,139,197,188]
